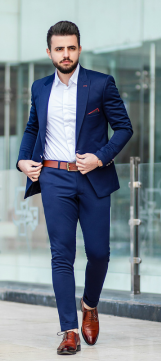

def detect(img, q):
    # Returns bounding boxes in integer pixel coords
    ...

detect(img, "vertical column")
[4,63,11,170]
[16,65,23,149]
[139,0,144,162]
[149,43,156,255]
[129,157,142,294]
[129,157,135,294]
[139,65,145,163]
[27,63,35,232]
[28,63,34,116]
[149,43,155,185]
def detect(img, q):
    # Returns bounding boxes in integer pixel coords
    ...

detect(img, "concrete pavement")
[0,300,161,361]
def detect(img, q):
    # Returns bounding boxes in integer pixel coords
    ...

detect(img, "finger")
[30,161,42,166]
[80,170,86,175]
[29,165,43,172]
[30,168,42,174]
[76,160,85,166]
[76,153,87,158]
[30,177,39,182]
[31,164,43,169]
[29,167,42,173]
[29,167,41,174]
[31,174,39,178]
[29,172,41,178]
[29,171,41,177]
[78,167,85,171]
[31,173,40,179]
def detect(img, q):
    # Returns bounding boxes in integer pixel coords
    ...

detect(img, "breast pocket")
[85,112,102,130]
[87,111,101,118]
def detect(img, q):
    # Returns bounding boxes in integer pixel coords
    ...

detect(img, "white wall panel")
[77,0,142,52]
[0,0,161,62]
[20,0,143,61]
[19,0,76,61]
[143,0,161,41]
[0,0,19,62]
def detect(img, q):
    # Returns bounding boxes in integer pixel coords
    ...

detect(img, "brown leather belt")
[43,160,79,171]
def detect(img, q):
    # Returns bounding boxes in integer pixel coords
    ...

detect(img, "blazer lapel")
[39,73,55,150]
[76,65,90,147]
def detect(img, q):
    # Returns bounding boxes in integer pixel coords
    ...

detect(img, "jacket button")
[40,155,42,158]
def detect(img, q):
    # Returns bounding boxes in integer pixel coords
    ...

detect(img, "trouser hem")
[83,295,98,308]
[61,322,79,332]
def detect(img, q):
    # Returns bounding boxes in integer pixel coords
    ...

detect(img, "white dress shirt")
[43,63,80,162]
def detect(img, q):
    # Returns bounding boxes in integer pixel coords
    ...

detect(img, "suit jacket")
[16,64,133,199]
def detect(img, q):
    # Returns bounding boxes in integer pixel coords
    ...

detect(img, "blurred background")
[0,0,161,295]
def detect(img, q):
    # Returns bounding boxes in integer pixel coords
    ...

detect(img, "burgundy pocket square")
[88,108,100,115]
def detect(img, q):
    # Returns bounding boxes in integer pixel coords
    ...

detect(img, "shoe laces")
[57,330,75,341]
[81,299,97,321]
[88,309,98,322]
[57,331,67,341]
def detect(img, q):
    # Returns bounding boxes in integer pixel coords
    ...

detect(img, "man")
[17,21,133,355]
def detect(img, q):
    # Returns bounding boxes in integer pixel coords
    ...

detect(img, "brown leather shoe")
[57,331,81,355]
[80,297,99,345]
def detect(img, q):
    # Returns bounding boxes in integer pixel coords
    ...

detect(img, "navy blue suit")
[16,65,133,198]
[16,64,133,331]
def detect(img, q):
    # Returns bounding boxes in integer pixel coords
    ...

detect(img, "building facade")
[0,0,161,293]
[0,0,161,169]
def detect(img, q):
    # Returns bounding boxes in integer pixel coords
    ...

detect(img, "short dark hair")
[47,21,80,51]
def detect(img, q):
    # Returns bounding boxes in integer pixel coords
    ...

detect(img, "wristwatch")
[96,157,103,167]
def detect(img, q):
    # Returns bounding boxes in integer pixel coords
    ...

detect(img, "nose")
[63,47,70,58]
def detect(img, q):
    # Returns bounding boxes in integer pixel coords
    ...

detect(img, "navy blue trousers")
[39,165,111,331]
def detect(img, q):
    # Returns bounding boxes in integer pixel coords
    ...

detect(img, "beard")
[52,57,79,74]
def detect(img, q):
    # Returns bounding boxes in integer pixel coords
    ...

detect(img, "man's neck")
[57,66,78,86]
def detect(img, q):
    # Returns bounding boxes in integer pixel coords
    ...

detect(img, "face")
[46,34,82,74]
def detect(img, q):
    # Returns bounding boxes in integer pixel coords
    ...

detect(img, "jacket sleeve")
[94,75,133,167]
[16,82,39,171]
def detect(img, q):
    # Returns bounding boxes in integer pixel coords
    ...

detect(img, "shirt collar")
[55,63,80,87]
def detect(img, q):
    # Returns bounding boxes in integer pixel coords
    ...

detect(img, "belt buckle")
[67,162,70,171]
[67,162,78,171]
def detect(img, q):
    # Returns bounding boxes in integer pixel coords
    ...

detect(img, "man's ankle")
[83,301,96,310]
[66,328,78,334]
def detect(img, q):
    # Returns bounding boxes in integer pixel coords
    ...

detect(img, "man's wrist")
[17,159,25,172]
[95,156,103,167]
[18,160,22,167]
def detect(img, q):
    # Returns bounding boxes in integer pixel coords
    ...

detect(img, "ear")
[46,48,52,59]
[79,45,82,56]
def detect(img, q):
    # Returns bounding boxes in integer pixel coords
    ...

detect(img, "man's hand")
[18,160,43,182]
[76,153,100,174]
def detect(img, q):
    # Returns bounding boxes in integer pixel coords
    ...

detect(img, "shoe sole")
[81,326,99,346]
[57,344,81,355]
